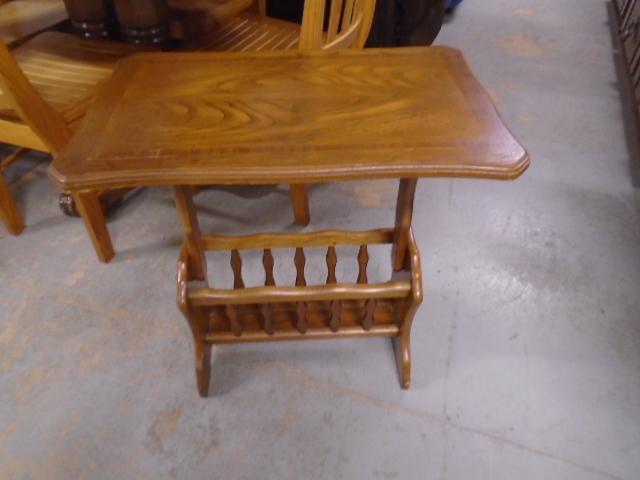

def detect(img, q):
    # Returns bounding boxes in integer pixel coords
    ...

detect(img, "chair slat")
[326,0,344,42]
[341,0,355,31]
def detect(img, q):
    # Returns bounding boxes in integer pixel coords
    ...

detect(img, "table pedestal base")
[174,180,423,396]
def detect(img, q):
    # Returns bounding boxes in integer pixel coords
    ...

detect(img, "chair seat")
[0,31,149,121]
[198,11,300,51]
[169,0,255,41]
[0,0,68,46]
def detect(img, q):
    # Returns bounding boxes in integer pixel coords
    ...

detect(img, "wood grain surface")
[50,46,529,190]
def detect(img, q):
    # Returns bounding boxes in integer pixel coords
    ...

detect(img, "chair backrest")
[0,39,72,154]
[299,0,376,50]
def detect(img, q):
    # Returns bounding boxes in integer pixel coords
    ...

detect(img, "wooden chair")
[198,0,376,225]
[0,32,146,250]
[0,0,68,47]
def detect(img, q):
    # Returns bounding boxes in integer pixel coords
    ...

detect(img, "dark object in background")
[446,0,464,13]
[63,0,116,38]
[112,0,170,45]
[267,0,446,46]
[610,0,640,183]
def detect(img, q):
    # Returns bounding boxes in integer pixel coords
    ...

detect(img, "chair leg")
[0,173,25,235]
[59,188,134,217]
[73,190,115,263]
[289,184,310,225]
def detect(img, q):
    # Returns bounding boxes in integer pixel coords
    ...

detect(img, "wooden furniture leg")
[59,188,133,217]
[171,185,207,280]
[177,252,212,396]
[0,173,24,235]
[173,186,211,395]
[191,309,212,397]
[289,184,310,225]
[391,178,420,388]
[179,289,212,396]
[73,190,115,263]
[392,178,417,272]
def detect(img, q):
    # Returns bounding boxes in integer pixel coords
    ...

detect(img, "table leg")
[0,173,24,235]
[391,178,417,271]
[289,184,310,225]
[174,191,212,396]
[179,301,212,397]
[171,186,207,281]
[73,190,115,263]
[390,178,421,388]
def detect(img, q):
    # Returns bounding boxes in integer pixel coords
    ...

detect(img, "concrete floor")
[2,0,640,478]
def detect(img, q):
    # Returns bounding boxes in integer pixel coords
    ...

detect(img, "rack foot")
[194,341,212,397]
[392,335,411,389]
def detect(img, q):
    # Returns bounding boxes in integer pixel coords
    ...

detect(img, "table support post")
[392,178,417,271]
[390,178,420,389]
[73,190,115,263]
[177,250,212,397]
[172,186,207,281]
[289,184,310,225]
[181,305,212,397]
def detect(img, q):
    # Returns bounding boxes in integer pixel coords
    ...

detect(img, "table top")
[49,46,529,190]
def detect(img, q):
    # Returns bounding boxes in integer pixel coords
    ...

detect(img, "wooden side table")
[49,47,529,396]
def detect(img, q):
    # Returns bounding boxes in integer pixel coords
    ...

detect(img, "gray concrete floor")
[2,0,640,478]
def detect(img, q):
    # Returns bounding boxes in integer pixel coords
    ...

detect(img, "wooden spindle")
[262,249,275,334]
[263,249,275,286]
[326,245,340,331]
[294,247,306,286]
[228,249,244,336]
[230,249,244,289]
[294,248,307,333]
[356,244,373,330]
[261,303,275,335]
[226,305,242,337]
[357,245,368,284]
[296,302,308,334]
[326,246,337,284]
[362,298,375,331]
[329,300,341,332]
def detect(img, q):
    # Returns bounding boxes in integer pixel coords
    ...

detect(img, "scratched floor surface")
[1,1,640,479]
